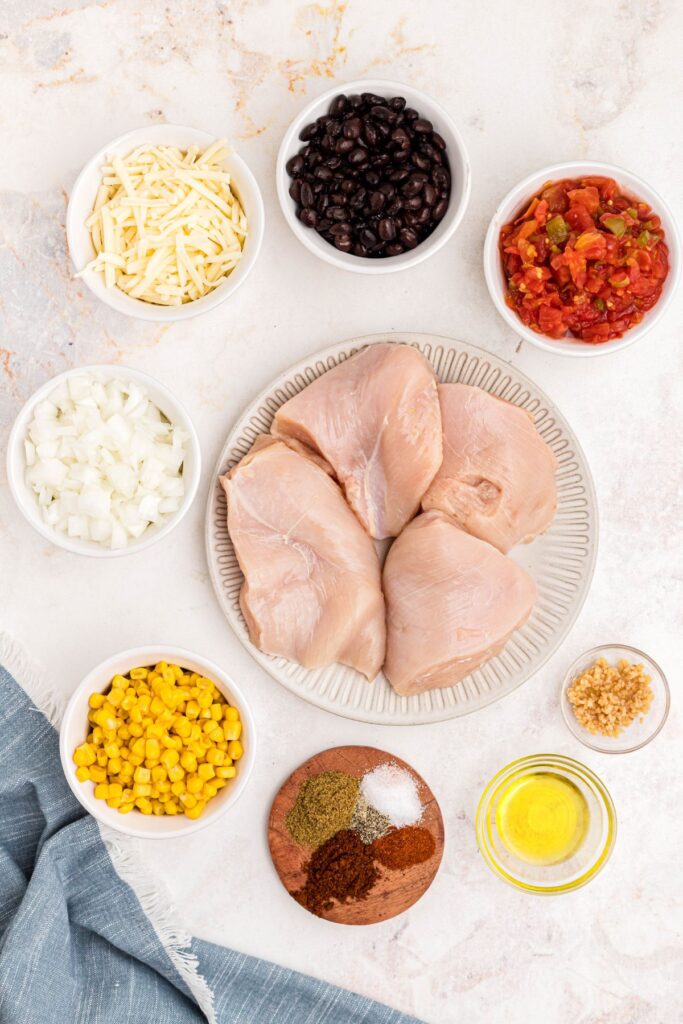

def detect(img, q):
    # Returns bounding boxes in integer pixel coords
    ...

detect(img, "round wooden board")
[268,745,444,925]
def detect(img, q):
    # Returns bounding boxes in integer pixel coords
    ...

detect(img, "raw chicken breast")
[272,343,442,539]
[422,384,557,552]
[221,436,385,680]
[383,510,536,696]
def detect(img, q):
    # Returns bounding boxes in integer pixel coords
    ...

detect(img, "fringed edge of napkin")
[0,632,216,1024]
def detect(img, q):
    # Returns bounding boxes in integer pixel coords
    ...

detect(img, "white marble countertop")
[1,2,681,1022]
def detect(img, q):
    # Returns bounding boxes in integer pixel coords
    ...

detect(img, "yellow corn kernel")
[131,737,145,756]
[128,753,143,766]
[216,766,236,779]
[136,797,153,814]
[88,692,105,709]
[217,741,228,752]
[118,802,134,814]
[227,740,243,761]
[145,738,161,761]
[75,766,90,782]
[212,779,227,791]
[165,801,179,815]
[202,781,218,799]
[156,780,171,794]
[129,667,148,679]
[223,721,242,742]
[129,706,143,724]
[149,786,159,799]
[149,696,165,716]
[185,699,200,720]
[104,741,119,758]
[94,783,109,800]
[174,716,191,738]
[189,723,202,743]
[186,774,203,794]
[171,780,186,797]
[206,724,223,743]
[180,751,197,773]
[134,766,151,783]
[96,749,108,767]
[163,734,183,751]
[73,743,96,767]
[161,748,179,770]
[146,722,165,739]
[197,763,215,781]
[107,796,122,809]
[108,687,124,707]
[107,782,123,799]
[133,782,152,797]
[189,740,207,759]
[118,725,130,741]
[197,690,213,709]
[128,723,143,738]
[180,793,197,810]
[138,694,151,713]
[151,765,167,783]
[108,757,122,775]
[89,765,107,783]
[168,764,185,783]
[206,748,224,766]
[119,763,134,779]
[185,800,206,820]
[152,801,165,816]
[224,706,239,722]
[210,703,223,722]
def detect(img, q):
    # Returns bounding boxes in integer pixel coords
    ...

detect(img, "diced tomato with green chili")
[498,176,669,343]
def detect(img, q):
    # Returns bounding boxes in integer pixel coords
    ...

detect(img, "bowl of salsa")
[484,162,680,356]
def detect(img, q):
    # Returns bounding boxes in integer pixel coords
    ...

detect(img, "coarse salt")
[360,762,423,828]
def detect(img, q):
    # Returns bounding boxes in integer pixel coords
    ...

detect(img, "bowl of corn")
[60,646,256,837]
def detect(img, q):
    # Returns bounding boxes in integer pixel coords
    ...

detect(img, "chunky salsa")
[499,176,669,343]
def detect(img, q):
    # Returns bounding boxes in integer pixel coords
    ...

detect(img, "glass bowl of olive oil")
[475,754,616,894]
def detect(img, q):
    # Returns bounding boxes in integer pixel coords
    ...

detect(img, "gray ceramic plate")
[205,334,598,724]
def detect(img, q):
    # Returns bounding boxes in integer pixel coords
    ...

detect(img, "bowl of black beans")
[277,79,471,273]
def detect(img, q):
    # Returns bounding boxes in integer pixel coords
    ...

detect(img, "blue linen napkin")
[0,661,421,1024]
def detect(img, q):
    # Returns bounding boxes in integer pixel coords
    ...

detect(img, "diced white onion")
[24,372,187,549]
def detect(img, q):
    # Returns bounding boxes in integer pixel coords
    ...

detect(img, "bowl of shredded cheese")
[67,125,264,321]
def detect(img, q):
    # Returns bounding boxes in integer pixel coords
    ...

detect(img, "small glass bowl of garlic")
[6,365,201,556]
[66,124,265,322]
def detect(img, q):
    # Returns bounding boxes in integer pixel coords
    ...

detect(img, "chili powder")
[371,826,436,869]
[293,830,379,917]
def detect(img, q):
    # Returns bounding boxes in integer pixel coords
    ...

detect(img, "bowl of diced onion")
[66,124,265,322]
[6,364,201,556]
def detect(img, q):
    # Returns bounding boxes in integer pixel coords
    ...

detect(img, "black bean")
[369,190,385,212]
[326,156,341,170]
[316,194,330,211]
[390,127,411,149]
[350,187,367,208]
[423,183,437,206]
[299,208,317,227]
[289,179,302,203]
[300,182,314,207]
[371,152,391,168]
[335,137,355,155]
[330,95,347,116]
[432,165,450,191]
[432,132,447,150]
[317,217,332,231]
[343,117,363,139]
[286,154,305,177]
[299,122,320,141]
[403,107,418,121]
[314,165,334,181]
[390,96,406,112]
[363,122,378,147]
[378,218,396,241]
[364,170,380,186]
[402,173,426,197]
[371,105,393,122]
[386,197,403,216]
[361,92,385,105]
[399,227,418,248]
[348,147,368,166]
[433,198,448,221]
[348,94,363,108]
[334,234,352,251]
[385,242,404,255]
[405,194,423,210]
[341,178,356,193]
[329,221,352,236]
[393,149,411,163]
[328,205,347,221]
[389,167,410,183]
[353,242,368,257]
[411,152,431,172]
[379,182,395,198]
[413,118,433,133]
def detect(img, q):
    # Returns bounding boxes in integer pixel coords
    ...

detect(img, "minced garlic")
[567,657,654,737]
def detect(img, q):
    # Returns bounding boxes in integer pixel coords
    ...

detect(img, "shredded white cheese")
[78,140,248,305]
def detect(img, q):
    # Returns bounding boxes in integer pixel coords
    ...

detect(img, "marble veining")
[1,2,681,1022]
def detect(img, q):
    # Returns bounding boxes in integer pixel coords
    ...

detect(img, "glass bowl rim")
[475,753,617,895]
[560,643,670,754]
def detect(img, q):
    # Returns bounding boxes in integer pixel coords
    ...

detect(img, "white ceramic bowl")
[276,79,471,274]
[60,646,256,838]
[6,363,201,557]
[67,124,265,322]
[483,161,681,356]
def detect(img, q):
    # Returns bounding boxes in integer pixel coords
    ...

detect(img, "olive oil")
[495,772,589,866]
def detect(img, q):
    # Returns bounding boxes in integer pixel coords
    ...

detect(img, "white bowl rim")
[276,77,471,275]
[483,159,681,357]
[560,642,670,754]
[59,644,257,839]
[66,123,265,323]
[6,363,201,558]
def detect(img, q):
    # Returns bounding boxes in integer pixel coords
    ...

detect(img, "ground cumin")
[293,830,379,917]
[371,826,436,869]
[286,771,359,847]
